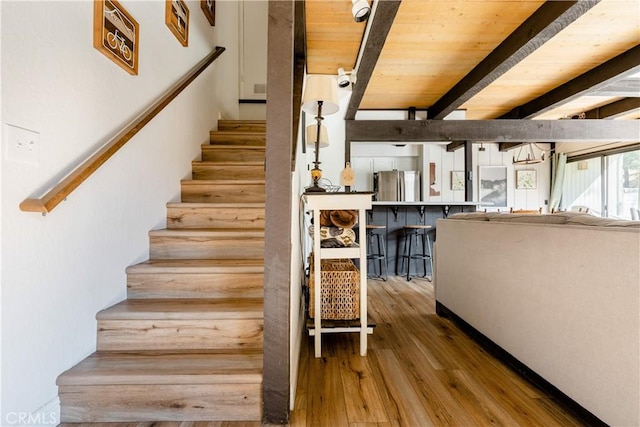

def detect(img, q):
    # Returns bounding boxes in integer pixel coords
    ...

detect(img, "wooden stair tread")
[219,119,265,124]
[182,179,266,185]
[127,259,264,274]
[201,144,265,150]
[57,350,263,386]
[149,228,264,238]
[166,202,265,209]
[97,298,264,320]
[192,161,264,166]
[210,131,265,136]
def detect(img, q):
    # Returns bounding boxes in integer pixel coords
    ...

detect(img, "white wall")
[350,141,550,210]
[214,0,241,121]
[239,1,267,101]
[302,89,353,190]
[0,1,232,423]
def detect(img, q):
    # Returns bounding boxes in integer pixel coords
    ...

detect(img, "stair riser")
[149,237,264,259]
[59,383,261,422]
[127,273,264,299]
[181,184,266,203]
[201,147,265,162]
[167,206,265,229]
[192,165,265,180]
[97,319,263,351]
[218,121,266,133]
[210,133,265,146]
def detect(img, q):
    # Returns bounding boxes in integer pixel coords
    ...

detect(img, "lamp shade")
[302,75,339,116]
[306,124,329,148]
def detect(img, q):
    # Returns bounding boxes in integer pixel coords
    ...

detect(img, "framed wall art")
[201,0,215,26]
[516,170,537,189]
[479,166,507,208]
[93,0,139,75]
[166,0,190,46]
[451,171,465,191]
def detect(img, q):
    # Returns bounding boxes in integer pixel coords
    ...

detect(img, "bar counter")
[366,201,478,276]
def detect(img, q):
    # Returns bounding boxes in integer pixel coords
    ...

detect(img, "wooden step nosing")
[192,161,265,166]
[126,265,265,275]
[181,179,266,185]
[58,351,264,386]
[210,130,266,135]
[126,259,265,274]
[96,298,264,315]
[148,229,265,238]
[96,308,264,321]
[201,144,265,150]
[166,202,266,208]
[58,372,263,386]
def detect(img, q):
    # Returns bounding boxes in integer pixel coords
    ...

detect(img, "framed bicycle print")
[201,0,215,26]
[93,0,139,75]
[166,0,190,47]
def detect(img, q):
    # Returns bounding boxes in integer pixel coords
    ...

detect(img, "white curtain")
[549,152,567,211]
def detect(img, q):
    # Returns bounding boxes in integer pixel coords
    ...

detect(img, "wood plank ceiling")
[304,0,640,121]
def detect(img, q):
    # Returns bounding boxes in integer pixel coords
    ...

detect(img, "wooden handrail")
[20,46,226,214]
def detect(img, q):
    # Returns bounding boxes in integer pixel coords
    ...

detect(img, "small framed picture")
[479,166,507,208]
[516,170,537,189]
[93,0,139,75]
[450,171,465,191]
[201,0,216,26]
[166,0,190,46]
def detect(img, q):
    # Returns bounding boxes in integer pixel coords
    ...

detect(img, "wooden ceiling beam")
[446,141,467,152]
[499,142,527,152]
[500,44,640,119]
[345,0,401,120]
[583,98,640,119]
[590,78,640,97]
[346,119,640,143]
[428,1,599,120]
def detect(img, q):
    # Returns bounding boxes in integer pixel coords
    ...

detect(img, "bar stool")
[366,225,388,281]
[399,225,433,282]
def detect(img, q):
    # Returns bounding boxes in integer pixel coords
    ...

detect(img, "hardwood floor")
[61,276,584,427]
[290,276,583,427]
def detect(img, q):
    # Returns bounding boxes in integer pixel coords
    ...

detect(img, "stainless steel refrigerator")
[374,170,421,201]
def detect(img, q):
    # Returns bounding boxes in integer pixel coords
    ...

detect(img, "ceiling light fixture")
[513,143,545,165]
[351,0,371,22]
[337,67,356,88]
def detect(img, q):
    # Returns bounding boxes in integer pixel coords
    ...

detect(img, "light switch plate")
[5,124,40,166]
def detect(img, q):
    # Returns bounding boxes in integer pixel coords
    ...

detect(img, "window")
[562,146,640,219]
[563,157,602,215]
[607,150,640,219]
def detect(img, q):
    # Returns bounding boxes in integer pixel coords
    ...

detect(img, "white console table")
[303,192,374,358]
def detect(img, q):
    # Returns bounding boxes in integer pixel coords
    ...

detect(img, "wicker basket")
[309,257,360,320]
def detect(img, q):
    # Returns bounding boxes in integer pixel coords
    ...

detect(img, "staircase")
[57,120,266,422]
